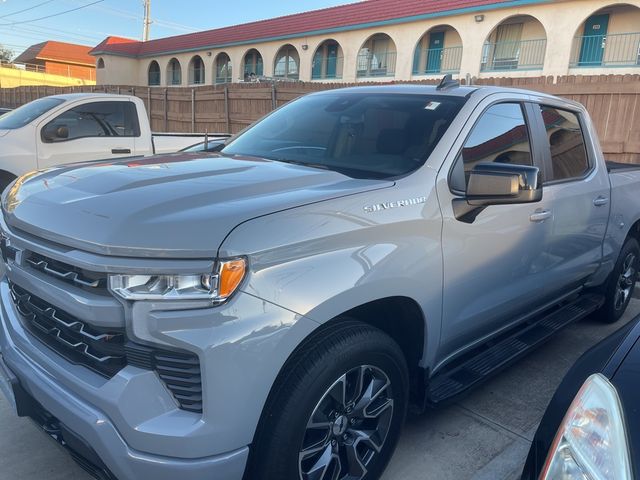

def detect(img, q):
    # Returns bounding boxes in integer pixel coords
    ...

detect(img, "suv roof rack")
[436,74,460,91]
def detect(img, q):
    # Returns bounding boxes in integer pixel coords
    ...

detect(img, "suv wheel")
[248,321,409,480]
[598,237,639,323]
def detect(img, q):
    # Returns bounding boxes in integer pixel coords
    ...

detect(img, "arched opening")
[274,45,300,80]
[357,33,397,78]
[167,58,182,86]
[413,26,463,75]
[481,15,547,72]
[214,52,232,84]
[188,55,205,85]
[242,49,263,81]
[570,4,640,68]
[312,39,344,80]
[96,58,105,69]
[148,60,160,86]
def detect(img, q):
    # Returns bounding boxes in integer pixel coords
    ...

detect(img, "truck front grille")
[9,281,126,377]
[25,251,109,295]
[9,281,204,413]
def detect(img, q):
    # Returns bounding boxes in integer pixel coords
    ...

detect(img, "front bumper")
[0,304,249,480]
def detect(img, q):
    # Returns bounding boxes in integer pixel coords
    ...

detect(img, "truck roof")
[308,83,572,105]
[45,93,137,101]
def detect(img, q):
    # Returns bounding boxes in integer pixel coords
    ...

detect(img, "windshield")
[0,97,65,130]
[222,92,466,179]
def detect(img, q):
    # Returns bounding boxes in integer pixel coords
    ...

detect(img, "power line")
[0,0,56,19]
[0,0,105,26]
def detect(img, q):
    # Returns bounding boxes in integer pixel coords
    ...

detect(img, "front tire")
[597,237,639,324]
[248,321,409,480]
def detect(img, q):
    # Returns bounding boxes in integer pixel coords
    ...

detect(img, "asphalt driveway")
[1,297,639,480]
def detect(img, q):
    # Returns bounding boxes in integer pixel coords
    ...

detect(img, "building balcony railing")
[413,46,463,75]
[570,32,640,68]
[312,56,344,80]
[356,51,397,78]
[481,38,547,72]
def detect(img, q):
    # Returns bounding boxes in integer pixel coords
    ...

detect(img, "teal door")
[312,50,323,79]
[579,14,609,66]
[426,31,445,73]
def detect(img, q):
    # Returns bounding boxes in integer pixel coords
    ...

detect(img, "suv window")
[42,101,140,142]
[451,102,532,192]
[539,106,589,181]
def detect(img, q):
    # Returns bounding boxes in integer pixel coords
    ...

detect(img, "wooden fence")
[1,75,639,163]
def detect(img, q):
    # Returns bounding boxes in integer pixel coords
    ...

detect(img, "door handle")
[111,148,131,155]
[593,196,609,207]
[530,209,552,223]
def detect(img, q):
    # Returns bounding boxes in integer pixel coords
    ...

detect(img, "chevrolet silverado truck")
[0,93,224,191]
[0,81,639,480]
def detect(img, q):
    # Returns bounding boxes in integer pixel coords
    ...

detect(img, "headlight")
[541,374,632,480]
[108,258,246,302]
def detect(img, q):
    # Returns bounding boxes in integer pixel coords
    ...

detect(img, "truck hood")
[3,153,391,258]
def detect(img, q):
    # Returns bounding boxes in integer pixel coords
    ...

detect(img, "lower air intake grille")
[126,343,203,413]
[10,281,203,414]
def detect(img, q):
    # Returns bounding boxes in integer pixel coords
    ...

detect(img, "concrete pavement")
[1,299,639,480]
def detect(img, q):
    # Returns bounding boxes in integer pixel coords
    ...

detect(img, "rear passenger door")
[530,103,609,296]
[36,100,139,169]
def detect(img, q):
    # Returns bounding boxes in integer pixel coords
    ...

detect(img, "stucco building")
[90,0,640,87]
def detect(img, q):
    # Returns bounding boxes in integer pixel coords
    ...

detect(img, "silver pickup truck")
[0,82,638,480]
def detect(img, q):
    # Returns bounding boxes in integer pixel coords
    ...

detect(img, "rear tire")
[0,172,16,194]
[597,237,639,324]
[248,321,409,480]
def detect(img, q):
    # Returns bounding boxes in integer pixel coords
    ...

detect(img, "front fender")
[219,180,443,368]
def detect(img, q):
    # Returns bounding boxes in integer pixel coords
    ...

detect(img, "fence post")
[164,88,168,132]
[191,88,195,133]
[224,84,230,133]
[271,82,277,110]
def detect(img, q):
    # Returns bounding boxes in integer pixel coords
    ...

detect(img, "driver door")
[436,100,554,360]
[36,100,138,169]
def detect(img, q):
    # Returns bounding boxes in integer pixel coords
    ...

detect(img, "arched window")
[413,26,463,75]
[96,58,105,69]
[215,53,232,84]
[189,55,205,85]
[243,49,263,81]
[274,45,300,80]
[312,40,343,80]
[481,15,547,72]
[357,34,397,78]
[148,60,160,86]
[167,58,182,86]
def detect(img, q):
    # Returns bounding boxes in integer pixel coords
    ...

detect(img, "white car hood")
[0,130,10,138]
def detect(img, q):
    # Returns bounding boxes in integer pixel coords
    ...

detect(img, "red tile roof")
[15,41,95,66]
[90,0,527,58]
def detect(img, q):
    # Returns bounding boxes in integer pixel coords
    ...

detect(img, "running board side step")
[427,293,605,405]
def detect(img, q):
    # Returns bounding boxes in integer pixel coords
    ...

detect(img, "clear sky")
[0,0,350,60]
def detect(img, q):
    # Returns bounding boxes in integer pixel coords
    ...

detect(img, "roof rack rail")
[436,74,459,91]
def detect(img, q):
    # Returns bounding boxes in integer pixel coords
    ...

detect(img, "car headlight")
[541,374,632,480]
[108,258,246,302]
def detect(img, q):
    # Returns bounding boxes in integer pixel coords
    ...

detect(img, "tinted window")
[539,106,589,181]
[451,103,532,191]
[43,101,140,142]
[0,97,64,130]
[223,93,466,179]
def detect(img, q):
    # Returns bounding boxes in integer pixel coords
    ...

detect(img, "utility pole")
[142,0,151,42]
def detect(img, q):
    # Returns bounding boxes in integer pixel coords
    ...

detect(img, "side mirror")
[453,163,542,223]
[42,124,69,142]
